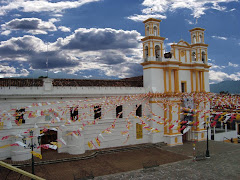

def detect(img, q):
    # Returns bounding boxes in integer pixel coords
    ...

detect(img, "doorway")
[41,130,57,153]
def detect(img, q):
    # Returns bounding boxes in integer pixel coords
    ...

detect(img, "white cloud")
[229,8,236,12]
[211,36,228,40]
[1,18,57,34]
[0,0,101,16]
[0,65,16,74]
[228,62,239,67]
[127,14,167,22]
[0,28,143,79]
[1,30,11,36]
[209,70,240,83]
[58,26,71,32]
[185,19,194,25]
[49,18,60,23]
[209,63,225,70]
[128,0,237,20]
[0,65,29,78]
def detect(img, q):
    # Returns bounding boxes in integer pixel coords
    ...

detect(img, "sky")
[0,0,239,84]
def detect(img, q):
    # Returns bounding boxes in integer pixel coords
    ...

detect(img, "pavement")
[95,141,240,180]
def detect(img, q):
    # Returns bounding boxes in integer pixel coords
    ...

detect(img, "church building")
[0,18,210,161]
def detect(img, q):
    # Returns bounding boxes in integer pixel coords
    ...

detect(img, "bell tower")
[142,18,166,62]
[189,28,208,64]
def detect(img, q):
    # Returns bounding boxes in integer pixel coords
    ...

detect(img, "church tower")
[189,28,208,64]
[141,18,168,93]
[142,18,166,62]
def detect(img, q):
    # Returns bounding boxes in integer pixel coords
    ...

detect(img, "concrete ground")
[95,141,240,180]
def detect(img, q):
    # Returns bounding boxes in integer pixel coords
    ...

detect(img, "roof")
[0,76,143,87]
[189,27,205,32]
[0,78,43,87]
[143,18,162,23]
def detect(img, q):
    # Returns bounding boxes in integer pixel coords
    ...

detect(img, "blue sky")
[0,0,239,84]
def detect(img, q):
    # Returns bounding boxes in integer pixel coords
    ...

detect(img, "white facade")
[0,18,211,161]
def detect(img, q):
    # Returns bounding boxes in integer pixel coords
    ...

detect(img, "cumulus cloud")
[0,28,143,78]
[127,14,166,22]
[1,30,11,36]
[210,70,240,83]
[0,35,79,70]
[128,0,237,21]
[0,65,29,78]
[59,28,141,51]
[228,62,239,67]
[0,65,16,74]
[0,0,101,16]
[211,36,228,40]
[1,18,57,34]
[58,26,71,32]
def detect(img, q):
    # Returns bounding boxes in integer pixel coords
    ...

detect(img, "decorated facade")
[0,18,212,161]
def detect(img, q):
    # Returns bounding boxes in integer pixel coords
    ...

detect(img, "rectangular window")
[116,105,123,118]
[45,115,52,121]
[181,81,187,93]
[70,107,78,121]
[16,109,25,124]
[94,106,101,119]
[136,105,142,117]
[136,123,143,139]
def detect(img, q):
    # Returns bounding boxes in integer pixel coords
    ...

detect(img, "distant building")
[0,18,210,161]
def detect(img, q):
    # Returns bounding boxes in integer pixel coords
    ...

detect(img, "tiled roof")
[0,76,143,87]
[53,76,143,87]
[0,78,43,87]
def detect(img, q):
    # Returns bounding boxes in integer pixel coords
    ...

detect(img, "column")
[169,105,173,134]
[195,70,199,92]
[148,42,150,57]
[185,50,187,62]
[161,43,163,57]
[164,104,167,134]
[202,71,205,92]
[189,51,192,62]
[176,70,179,93]
[199,71,202,92]
[174,70,177,93]
[153,41,155,58]
[168,69,172,93]
[164,69,167,93]
[196,49,198,61]
[191,70,194,92]
[200,49,202,61]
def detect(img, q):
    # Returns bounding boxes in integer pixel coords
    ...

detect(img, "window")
[181,81,187,93]
[145,46,148,57]
[45,114,51,121]
[16,109,25,124]
[153,26,157,36]
[136,123,143,139]
[202,51,206,63]
[193,35,196,44]
[146,27,149,36]
[200,34,203,43]
[94,106,101,119]
[192,52,196,61]
[155,45,160,59]
[70,107,78,121]
[136,105,142,117]
[116,105,123,118]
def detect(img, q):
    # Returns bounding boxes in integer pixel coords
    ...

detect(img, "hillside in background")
[210,80,240,94]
